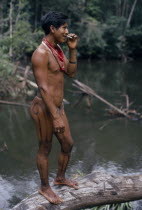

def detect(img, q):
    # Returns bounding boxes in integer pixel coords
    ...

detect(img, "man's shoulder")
[33,44,49,56]
[32,44,49,64]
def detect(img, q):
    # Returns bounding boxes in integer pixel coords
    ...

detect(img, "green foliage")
[85,0,103,20]
[12,21,43,60]
[77,17,106,58]
[1,0,142,64]
[125,26,142,58]
[102,16,127,59]
[0,49,15,78]
[77,16,130,59]
[0,23,43,61]
[0,0,44,61]
[0,48,18,97]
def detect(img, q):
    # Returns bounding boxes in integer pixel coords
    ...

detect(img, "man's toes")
[59,198,63,202]
[74,181,78,185]
[55,196,63,204]
[72,180,78,187]
[56,197,62,203]
[74,186,79,190]
[50,198,59,205]
[55,198,62,204]
[74,184,79,189]
[54,200,59,205]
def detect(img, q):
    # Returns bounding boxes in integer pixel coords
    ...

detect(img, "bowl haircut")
[41,11,68,35]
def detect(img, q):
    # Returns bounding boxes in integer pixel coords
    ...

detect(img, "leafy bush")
[0,49,15,78]
[125,26,142,58]
[77,17,106,58]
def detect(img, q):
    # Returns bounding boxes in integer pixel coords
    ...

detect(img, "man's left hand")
[67,33,78,49]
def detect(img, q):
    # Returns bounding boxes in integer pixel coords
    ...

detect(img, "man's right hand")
[53,117,65,133]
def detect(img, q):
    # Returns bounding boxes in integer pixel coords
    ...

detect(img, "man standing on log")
[30,11,78,204]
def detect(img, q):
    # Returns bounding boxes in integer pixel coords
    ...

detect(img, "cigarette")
[67,35,73,39]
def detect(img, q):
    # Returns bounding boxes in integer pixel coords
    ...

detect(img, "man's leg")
[54,111,78,189]
[30,96,63,204]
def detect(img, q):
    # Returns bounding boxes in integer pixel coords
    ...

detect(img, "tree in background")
[0,0,43,62]
[0,0,142,98]
[0,0,142,62]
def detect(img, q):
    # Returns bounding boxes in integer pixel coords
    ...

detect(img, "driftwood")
[16,75,38,89]
[72,80,142,119]
[0,100,30,107]
[12,171,142,210]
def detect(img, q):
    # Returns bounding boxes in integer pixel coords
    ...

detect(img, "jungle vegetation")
[0,0,142,96]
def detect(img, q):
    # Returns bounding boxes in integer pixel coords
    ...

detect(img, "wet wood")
[12,171,142,210]
[0,100,30,107]
[16,75,38,89]
[73,80,130,118]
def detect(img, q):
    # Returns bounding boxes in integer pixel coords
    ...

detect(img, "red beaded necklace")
[42,38,65,71]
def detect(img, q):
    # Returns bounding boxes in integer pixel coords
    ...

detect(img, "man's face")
[53,23,69,43]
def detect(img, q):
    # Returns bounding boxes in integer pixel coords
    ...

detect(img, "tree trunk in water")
[12,171,142,210]
[126,0,138,28]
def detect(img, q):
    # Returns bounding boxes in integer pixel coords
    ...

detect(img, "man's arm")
[65,34,78,77]
[32,49,65,133]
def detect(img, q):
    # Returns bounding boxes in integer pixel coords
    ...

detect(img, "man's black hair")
[41,11,68,35]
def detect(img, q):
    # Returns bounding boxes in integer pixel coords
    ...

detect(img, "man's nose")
[65,28,69,34]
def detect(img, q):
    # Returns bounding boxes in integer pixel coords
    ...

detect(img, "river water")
[0,60,142,209]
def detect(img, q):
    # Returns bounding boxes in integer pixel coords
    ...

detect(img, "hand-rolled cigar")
[67,35,73,39]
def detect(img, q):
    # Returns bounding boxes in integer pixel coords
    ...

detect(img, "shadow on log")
[12,171,142,210]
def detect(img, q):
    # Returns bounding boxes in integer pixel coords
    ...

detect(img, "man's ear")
[50,25,56,33]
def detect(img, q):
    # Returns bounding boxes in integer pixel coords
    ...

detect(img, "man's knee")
[61,137,74,154]
[38,141,52,156]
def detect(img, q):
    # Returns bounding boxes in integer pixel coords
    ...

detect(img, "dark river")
[0,60,142,209]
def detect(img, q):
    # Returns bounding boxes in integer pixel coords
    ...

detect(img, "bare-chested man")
[30,11,78,204]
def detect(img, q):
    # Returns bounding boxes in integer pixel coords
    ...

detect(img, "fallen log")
[12,171,142,210]
[0,100,30,107]
[73,80,130,118]
[16,75,38,89]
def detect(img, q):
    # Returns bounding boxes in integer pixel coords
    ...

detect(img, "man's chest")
[48,53,68,73]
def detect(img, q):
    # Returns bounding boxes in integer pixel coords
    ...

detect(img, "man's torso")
[32,43,68,107]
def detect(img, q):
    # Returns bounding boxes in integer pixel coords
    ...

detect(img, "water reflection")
[0,60,142,209]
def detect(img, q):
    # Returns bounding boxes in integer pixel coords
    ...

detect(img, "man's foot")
[54,178,79,190]
[38,186,63,204]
